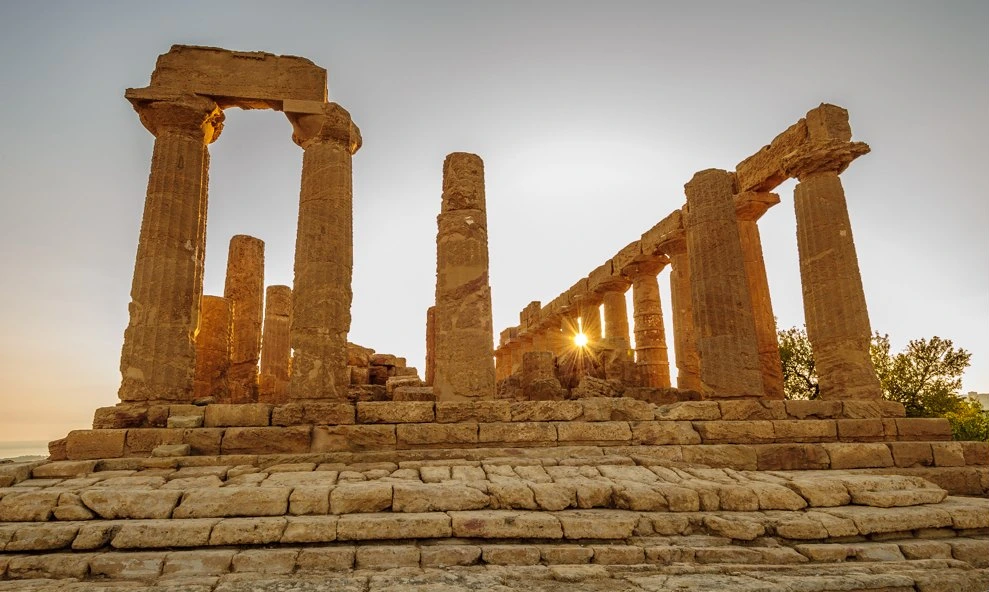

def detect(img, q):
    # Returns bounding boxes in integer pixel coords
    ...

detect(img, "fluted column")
[425,306,436,386]
[736,193,784,399]
[286,102,362,400]
[784,138,881,400]
[193,296,232,402]
[684,169,764,397]
[627,258,671,388]
[667,242,701,391]
[118,94,224,402]
[433,152,496,400]
[259,285,292,404]
[224,235,265,402]
[578,300,602,344]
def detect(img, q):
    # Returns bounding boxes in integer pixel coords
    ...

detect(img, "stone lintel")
[734,191,781,222]
[641,209,684,257]
[566,278,590,305]
[782,139,871,180]
[735,103,857,193]
[611,241,642,276]
[140,45,327,109]
[499,327,519,347]
[589,260,629,295]
[520,301,542,329]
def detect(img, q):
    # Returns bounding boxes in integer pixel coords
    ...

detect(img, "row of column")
[119,95,360,403]
[496,134,878,402]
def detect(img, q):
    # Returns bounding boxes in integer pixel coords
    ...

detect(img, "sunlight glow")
[574,333,589,348]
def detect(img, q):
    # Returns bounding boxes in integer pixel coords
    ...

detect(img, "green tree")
[944,396,989,442]
[778,326,819,400]
[872,334,972,418]
[778,327,973,417]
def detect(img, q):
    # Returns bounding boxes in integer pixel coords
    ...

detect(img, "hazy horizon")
[0,1,986,443]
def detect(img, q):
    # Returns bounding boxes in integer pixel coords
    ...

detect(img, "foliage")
[778,326,819,400]
[777,326,983,441]
[944,396,989,442]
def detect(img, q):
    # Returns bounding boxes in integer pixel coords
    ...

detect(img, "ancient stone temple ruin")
[1,45,987,591]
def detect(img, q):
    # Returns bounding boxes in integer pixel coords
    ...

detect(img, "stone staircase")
[2,447,988,590]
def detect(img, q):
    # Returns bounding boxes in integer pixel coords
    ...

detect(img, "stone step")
[1,542,987,587]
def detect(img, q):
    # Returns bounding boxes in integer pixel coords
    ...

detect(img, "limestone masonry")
[1,45,986,591]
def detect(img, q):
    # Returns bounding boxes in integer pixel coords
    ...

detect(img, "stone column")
[511,333,532,376]
[784,138,880,400]
[736,193,785,399]
[578,300,602,344]
[259,285,292,404]
[425,306,436,386]
[286,102,361,400]
[118,94,224,402]
[432,152,496,400]
[684,169,764,397]
[627,258,672,388]
[601,286,632,381]
[666,241,701,391]
[224,235,265,402]
[193,296,231,402]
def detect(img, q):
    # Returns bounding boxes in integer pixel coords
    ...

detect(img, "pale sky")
[0,1,986,443]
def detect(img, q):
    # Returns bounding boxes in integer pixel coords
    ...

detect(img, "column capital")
[623,255,670,278]
[287,102,362,153]
[132,94,224,144]
[783,139,870,180]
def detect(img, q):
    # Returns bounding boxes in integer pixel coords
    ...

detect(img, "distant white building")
[964,391,989,408]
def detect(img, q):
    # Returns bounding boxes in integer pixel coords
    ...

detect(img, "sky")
[0,1,986,443]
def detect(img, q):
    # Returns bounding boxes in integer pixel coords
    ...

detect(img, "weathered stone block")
[772,420,837,442]
[836,418,885,442]
[592,545,644,564]
[932,442,966,467]
[182,427,224,455]
[161,549,235,576]
[357,401,434,423]
[783,400,843,419]
[89,552,164,580]
[436,401,511,423]
[557,509,637,539]
[392,482,489,512]
[556,421,631,443]
[479,422,557,444]
[173,487,290,518]
[631,421,701,445]
[355,545,420,568]
[5,523,79,551]
[392,386,436,401]
[420,544,482,567]
[889,442,934,467]
[396,423,478,447]
[271,402,355,426]
[330,482,392,514]
[93,404,148,429]
[111,518,218,548]
[694,420,775,444]
[655,401,721,421]
[296,546,355,570]
[451,510,563,539]
[483,545,541,565]
[541,545,594,565]
[31,460,97,479]
[232,548,299,574]
[80,489,181,519]
[312,425,395,452]
[511,401,582,421]
[756,443,830,471]
[0,491,59,521]
[66,429,127,460]
[681,445,758,470]
[279,515,338,543]
[581,398,654,421]
[210,517,286,545]
[960,441,989,465]
[204,404,271,427]
[719,400,783,420]
[221,426,310,454]
[896,417,953,441]
[823,442,894,468]
[337,512,452,540]
[152,443,191,457]
[167,415,203,428]
[7,554,90,579]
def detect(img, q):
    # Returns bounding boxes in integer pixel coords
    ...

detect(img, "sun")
[573,333,589,348]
